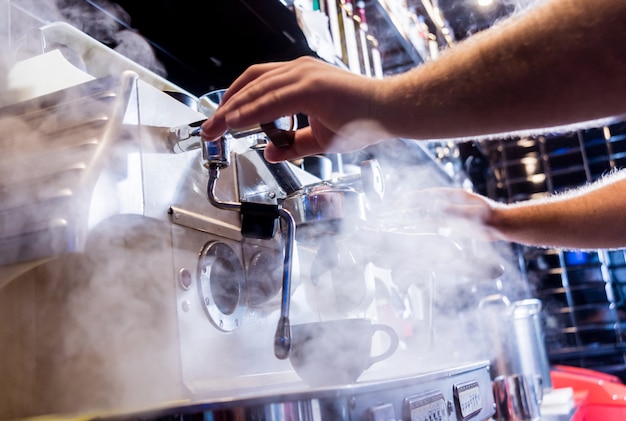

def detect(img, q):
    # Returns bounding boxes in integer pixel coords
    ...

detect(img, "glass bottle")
[354,0,372,77]
[325,0,348,66]
[339,0,361,74]
[368,34,383,79]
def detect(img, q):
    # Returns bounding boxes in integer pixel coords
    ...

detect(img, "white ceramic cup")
[289,318,399,387]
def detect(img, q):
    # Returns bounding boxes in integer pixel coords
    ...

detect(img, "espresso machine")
[0,22,496,421]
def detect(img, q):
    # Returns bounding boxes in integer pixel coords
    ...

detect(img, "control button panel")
[404,390,448,421]
[453,380,482,420]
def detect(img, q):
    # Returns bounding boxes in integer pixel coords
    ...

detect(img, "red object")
[551,365,626,420]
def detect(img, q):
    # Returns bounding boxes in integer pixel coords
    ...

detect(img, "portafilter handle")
[229,114,296,146]
[202,114,295,164]
[170,115,296,154]
[227,119,296,148]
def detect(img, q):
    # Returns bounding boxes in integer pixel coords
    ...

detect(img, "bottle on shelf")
[323,0,382,77]
[428,32,439,60]
[406,13,430,62]
[338,0,361,74]
[354,0,372,77]
[368,34,383,78]
[325,0,348,66]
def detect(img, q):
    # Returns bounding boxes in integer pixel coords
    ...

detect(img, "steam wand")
[274,207,295,360]
[203,135,295,359]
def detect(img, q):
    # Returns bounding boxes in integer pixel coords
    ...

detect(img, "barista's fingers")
[200,119,227,141]
[201,62,300,139]
[218,61,292,105]
[443,202,489,223]
[264,126,325,163]
[437,194,499,238]
[223,82,310,131]
[201,97,231,140]
[219,60,311,117]
[405,188,488,208]
[394,187,494,223]
[202,82,304,141]
[220,57,347,129]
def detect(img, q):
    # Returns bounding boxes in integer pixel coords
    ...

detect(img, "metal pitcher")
[479,294,552,417]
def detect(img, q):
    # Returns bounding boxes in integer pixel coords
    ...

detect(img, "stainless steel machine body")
[96,361,494,421]
[0,22,496,421]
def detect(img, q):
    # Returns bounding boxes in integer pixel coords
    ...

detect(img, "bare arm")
[492,174,626,249]
[437,171,626,249]
[201,0,626,162]
[386,0,626,140]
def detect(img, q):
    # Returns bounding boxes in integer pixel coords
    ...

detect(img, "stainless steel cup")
[479,295,552,403]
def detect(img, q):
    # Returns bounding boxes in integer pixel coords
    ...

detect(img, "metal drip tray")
[95,362,494,421]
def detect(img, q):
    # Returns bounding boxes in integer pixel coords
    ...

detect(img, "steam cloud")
[56,0,166,76]
[0,1,177,417]
[0,1,539,420]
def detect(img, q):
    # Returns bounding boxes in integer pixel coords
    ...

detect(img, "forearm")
[379,0,626,140]
[487,172,626,249]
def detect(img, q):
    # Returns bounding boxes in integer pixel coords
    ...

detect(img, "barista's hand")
[200,57,393,162]
[397,188,504,242]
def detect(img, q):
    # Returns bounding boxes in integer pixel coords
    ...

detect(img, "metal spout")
[219,115,296,147]
[203,135,231,169]
[168,113,295,154]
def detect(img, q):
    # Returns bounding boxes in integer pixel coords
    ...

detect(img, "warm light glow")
[521,157,539,175]
[530,173,546,184]
[477,0,493,6]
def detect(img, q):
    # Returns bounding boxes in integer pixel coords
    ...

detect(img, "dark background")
[62,0,513,95]
[90,0,317,95]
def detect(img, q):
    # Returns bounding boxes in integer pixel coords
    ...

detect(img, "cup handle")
[367,324,400,367]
